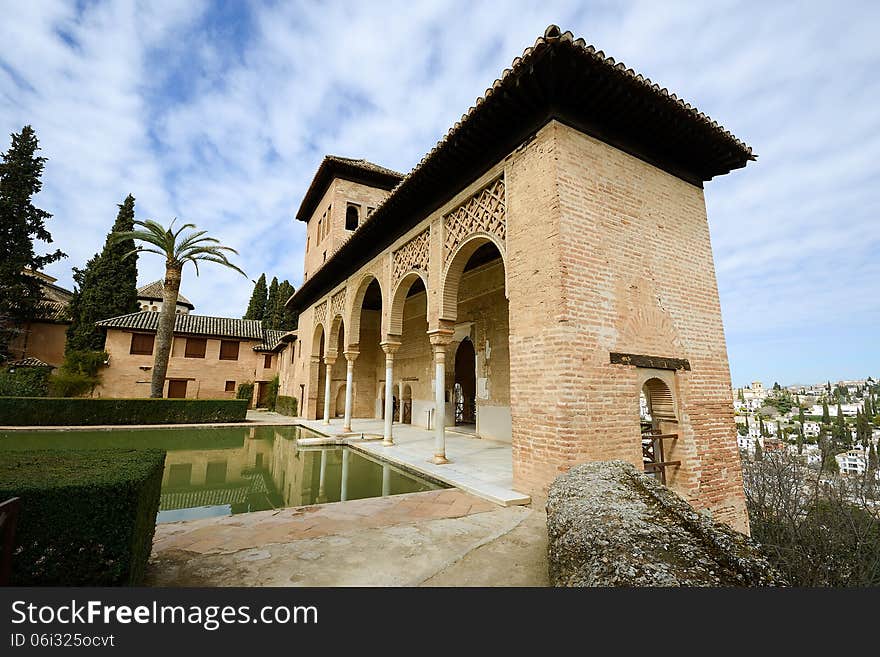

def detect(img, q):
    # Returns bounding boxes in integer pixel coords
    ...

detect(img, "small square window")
[225,380,235,392]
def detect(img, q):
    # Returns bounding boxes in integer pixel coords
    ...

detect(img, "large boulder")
[546,461,784,587]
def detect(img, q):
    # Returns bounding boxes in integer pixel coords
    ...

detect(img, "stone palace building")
[278,26,755,531]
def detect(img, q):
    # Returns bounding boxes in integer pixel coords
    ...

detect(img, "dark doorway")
[167,379,187,398]
[454,338,476,426]
[257,381,270,407]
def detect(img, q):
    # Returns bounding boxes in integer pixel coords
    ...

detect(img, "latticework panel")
[391,228,430,288]
[443,177,505,263]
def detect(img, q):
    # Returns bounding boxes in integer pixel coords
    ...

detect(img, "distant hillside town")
[733,377,880,478]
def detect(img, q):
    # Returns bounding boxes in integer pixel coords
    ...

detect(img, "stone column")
[343,350,358,432]
[317,449,327,503]
[382,463,391,497]
[380,340,401,445]
[398,381,405,423]
[340,449,349,501]
[428,329,454,464]
[322,354,336,425]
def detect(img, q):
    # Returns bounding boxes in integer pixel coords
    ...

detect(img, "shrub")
[236,381,254,407]
[0,366,50,397]
[0,449,165,585]
[276,395,298,416]
[0,397,248,426]
[266,375,279,411]
[47,371,95,397]
[48,350,107,397]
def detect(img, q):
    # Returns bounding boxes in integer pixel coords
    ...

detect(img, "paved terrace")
[251,410,530,507]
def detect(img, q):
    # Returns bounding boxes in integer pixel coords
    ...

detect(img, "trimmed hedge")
[0,397,248,426]
[276,395,298,416]
[0,449,165,585]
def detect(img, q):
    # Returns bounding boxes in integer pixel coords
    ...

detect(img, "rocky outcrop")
[546,461,784,587]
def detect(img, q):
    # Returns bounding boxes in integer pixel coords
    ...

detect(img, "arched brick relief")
[388,270,430,337]
[346,272,384,350]
[391,228,430,291]
[327,314,344,358]
[439,232,507,322]
[443,176,505,265]
[311,323,326,358]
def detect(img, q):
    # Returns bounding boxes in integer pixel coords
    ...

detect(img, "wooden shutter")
[130,333,155,355]
[185,337,207,358]
[219,340,240,360]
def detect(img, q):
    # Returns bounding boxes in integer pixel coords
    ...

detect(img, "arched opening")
[335,384,347,417]
[442,237,510,441]
[402,384,412,424]
[313,325,326,420]
[350,276,382,419]
[640,377,680,484]
[345,204,359,231]
[388,272,431,427]
[454,338,476,427]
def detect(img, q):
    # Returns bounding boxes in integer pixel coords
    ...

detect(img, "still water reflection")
[0,425,445,522]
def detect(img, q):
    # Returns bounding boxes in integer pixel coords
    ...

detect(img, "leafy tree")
[244,273,267,321]
[111,219,246,397]
[0,125,65,357]
[65,194,139,352]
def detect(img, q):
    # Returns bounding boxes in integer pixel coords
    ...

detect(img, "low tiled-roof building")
[6,270,73,369]
[95,311,287,405]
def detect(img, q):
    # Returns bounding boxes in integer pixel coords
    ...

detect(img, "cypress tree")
[277,279,297,330]
[264,276,280,329]
[754,438,763,462]
[822,400,831,425]
[798,404,806,426]
[776,422,783,441]
[869,444,878,473]
[797,424,804,455]
[65,194,139,352]
[0,125,66,357]
[243,273,267,321]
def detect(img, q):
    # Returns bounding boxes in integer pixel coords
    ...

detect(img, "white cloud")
[1,0,878,384]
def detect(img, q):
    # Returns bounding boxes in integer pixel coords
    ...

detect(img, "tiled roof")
[254,329,290,352]
[295,156,404,222]
[289,25,755,313]
[35,300,70,322]
[96,312,264,340]
[137,280,194,308]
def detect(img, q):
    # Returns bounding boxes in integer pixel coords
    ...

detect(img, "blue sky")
[1,1,878,387]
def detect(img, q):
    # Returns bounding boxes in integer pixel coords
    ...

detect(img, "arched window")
[640,377,679,484]
[345,204,359,231]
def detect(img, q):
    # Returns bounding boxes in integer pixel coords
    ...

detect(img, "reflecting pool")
[0,425,445,522]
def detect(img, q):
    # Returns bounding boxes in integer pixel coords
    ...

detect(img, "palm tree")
[112,219,246,398]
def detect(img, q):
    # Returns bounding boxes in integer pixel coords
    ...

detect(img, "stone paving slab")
[152,489,497,557]
[147,502,541,587]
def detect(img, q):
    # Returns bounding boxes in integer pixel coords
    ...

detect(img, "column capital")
[343,350,359,363]
[380,339,402,355]
[324,354,337,366]
[427,327,454,348]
